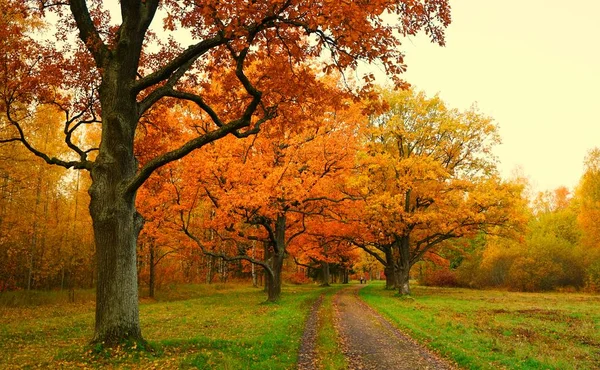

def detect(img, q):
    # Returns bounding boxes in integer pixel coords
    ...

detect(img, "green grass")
[315,285,347,370]
[0,283,332,369]
[360,281,600,369]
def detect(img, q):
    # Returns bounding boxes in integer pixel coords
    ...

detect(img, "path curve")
[334,285,453,370]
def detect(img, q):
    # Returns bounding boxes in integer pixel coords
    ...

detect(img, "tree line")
[3,0,598,351]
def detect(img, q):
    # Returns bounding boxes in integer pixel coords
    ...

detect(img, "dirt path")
[297,294,324,370]
[297,285,454,369]
[334,285,453,370]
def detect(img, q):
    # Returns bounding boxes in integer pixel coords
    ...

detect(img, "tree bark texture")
[266,214,286,302]
[396,235,411,295]
[321,261,330,286]
[89,70,144,345]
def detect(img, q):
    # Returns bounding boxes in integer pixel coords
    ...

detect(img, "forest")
[3,84,600,297]
[1,1,599,367]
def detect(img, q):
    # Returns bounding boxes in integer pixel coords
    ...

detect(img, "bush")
[585,260,600,292]
[420,268,459,287]
[505,256,562,292]
[286,271,312,285]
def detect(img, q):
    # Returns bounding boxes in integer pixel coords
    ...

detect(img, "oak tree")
[0,0,450,344]
[353,89,523,294]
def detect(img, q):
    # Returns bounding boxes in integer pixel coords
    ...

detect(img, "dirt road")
[298,285,453,370]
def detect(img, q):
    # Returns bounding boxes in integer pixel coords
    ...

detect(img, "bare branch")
[3,108,92,170]
[134,35,227,93]
[182,223,273,276]
[69,0,110,67]
[286,213,306,245]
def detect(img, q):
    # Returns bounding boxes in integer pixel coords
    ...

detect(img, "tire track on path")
[334,285,453,370]
[297,294,324,370]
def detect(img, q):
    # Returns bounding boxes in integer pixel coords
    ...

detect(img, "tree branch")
[69,0,110,67]
[133,35,227,93]
[3,108,92,170]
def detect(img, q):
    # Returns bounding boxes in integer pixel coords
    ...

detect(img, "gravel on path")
[297,294,324,370]
[334,285,454,370]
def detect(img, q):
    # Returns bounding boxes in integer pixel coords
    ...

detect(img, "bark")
[251,241,258,287]
[396,235,411,295]
[218,258,228,282]
[206,255,214,284]
[396,189,413,295]
[320,261,330,286]
[89,68,144,345]
[267,251,284,301]
[263,241,271,293]
[149,245,155,298]
[321,244,330,286]
[266,214,286,302]
[384,248,397,290]
[342,268,349,284]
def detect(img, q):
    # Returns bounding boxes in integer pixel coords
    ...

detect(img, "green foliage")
[455,191,594,291]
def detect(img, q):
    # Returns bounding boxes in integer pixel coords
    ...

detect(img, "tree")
[0,0,450,345]
[174,96,361,301]
[0,104,95,292]
[576,148,600,290]
[352,89,523,295]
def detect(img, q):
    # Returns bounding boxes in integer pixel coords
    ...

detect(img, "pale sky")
[98,1,599,193]
[388,0,600,194]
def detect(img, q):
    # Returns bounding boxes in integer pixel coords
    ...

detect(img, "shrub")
[420,268,459,287]
[286,271,312,285]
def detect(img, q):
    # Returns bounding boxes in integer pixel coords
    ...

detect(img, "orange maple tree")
[166,93,362,301]
[0,0,450,344]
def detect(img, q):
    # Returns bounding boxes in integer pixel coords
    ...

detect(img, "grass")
[360,281,600,369]
[0,283,331,369]
[315,285,347,370]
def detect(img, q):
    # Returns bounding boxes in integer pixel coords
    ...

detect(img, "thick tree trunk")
[395,190,413,295]
[266,214,287,302]
[267,251,284,302]
[320,261,330,286]
[206,255,214,284]
[89,72,144,345]
[384,247,397,290]
[251,241,258,287]
[90,184,143,345]
[396,235,411,295]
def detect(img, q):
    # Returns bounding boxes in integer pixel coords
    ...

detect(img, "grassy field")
[4,282,600,369]
[360,281,600,370]
[0,283,330,369]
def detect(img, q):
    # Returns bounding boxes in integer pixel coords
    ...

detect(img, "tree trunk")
[90,181,143,345]
[89,72,144,345]
[267,251,284,302]
[266,214,286,302]
[148,245,155,299]
[396,235,411,295]
[342,268,349,284]
[384,247,397,290]
[251,241,258,287]
[320,261,330,286]
[263,241,271,293]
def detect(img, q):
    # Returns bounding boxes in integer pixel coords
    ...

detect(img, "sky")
[384,0,600,194]
[95,1,599,194]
